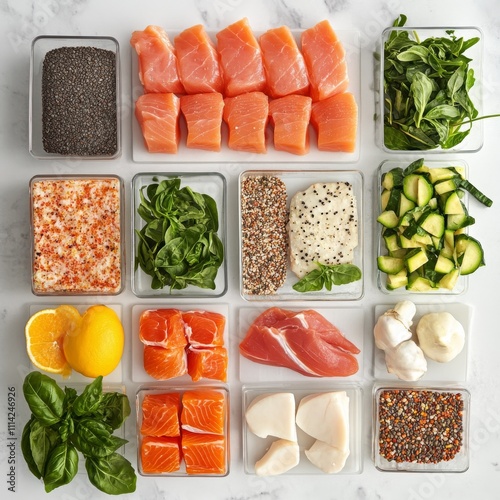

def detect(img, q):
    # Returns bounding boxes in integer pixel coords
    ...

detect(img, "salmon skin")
[175,24,224,94]
[141,393,181,437]
[223,91,269,153]
[130,25,185,94]
[259,26,309,98]
[301,20,349,101]
[135,93,180,153]
[140,436,181,474]
[269,94,312,155]
[311,92,358,152]
[239,307,360,377]
[216,17,266,97]
[139,309,186,348]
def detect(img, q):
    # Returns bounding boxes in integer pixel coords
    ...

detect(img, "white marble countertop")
[1,0,500,499]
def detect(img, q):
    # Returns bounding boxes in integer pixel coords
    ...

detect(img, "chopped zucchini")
[383,231,400,253]
[398,193,416,216]
[404,248,428,273]
[457,236,485,275]
[377,256,405,274]
[427,167,458,184]
[386,269,408,290]
[439,269,460,290]
[377,210,399,228]
[382,168,403,190]
[381,189,391,211]
[417,176,433,206]
[402,174,420,203]
[435,254,455,274]
[444,191,465,215]
[406,274,435,291]
[419,212,445,237]
[446,213,475,231]
[434,177,460,195]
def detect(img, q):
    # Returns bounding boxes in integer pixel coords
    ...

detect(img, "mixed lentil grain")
[42,46,117,156]
[377,389,464,464]
[241,176,288,295]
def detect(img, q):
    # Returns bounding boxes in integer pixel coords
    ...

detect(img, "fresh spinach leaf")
[43,442,79,493]
[72,376,103,416]
[85,453,137,495]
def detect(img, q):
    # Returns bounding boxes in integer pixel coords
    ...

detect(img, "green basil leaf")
[58,413,74,442]
[72,376,103,417]
[425,105,460,120]
[73,419,127,458]
[43,442,79,493]
[447,66,465,102]
[21,416,42,479]
[85,453,137,495]
[97,392,131,430]
[397,45,429,63]
[292,269,325,293]
[63,387,77,412]
[410,71,433,127]
[30,420,60,476]
[329,264,363,286]
[23,372,65,426]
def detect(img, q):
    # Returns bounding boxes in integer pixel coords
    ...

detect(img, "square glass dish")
[30,35,121,159]
[373,385,470,472]
[239,169,363,301]
[136,385,230,477]
[242,383,362,475]
[131,29,360,163]
[377,26,483,153]
[131,172,227,298]
[30,175,124,296]
[376,159,472,295]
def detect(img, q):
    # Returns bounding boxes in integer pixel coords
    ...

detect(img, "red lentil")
[378,389,464,464]
[241,176,288,295]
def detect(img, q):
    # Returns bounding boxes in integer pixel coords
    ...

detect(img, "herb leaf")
[43,442,79,493]
[293,263,362,293]
[72,376,103,416]
[85,453,137,495]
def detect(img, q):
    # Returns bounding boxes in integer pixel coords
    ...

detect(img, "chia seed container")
[29,36,121,160]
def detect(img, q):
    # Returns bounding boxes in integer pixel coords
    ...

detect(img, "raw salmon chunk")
[139,309,187,349]
[301,20,349,101]
[187,346,228,382]
[223,92,268,153]
[141,393,181,437]
[141,436,181,474]
[181,390,225,435]
[135,93,180,153]
[180,93,224,151]
[181,431,226,475]
[174,25,224,94]
[259,26,309,98]
[269,95,312,155]
[143,345,187,380]
[130,25,184,94]
[311,92,358,152]
[216,18,266,97]
[182,310,225,347]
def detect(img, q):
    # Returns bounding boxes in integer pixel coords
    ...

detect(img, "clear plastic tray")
[238,306,364,382]
[30,35,121,159]
[131,172,227,298]
[131,29,360,163]
[373,302,472,382]
[242,383,362,475]
[377,26,483,154]
[240,169,363,301]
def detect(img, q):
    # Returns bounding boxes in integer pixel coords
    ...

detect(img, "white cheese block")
[289,182,358,278]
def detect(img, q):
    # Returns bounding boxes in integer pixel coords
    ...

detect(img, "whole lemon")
[63,305,124,378]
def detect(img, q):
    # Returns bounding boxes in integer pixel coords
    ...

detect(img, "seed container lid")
[29,35,121,160]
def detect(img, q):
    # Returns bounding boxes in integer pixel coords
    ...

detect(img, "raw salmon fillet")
[187,346,228,382]
[182,310,225,347]
[216,18,266,97]
[301,20,349,101]
[239,307,360,377]
[130,25,185,94]
[259,26,309,98]
[269,95,312,155]
[141,393,181,437]
[143,345,187,380]
[311,92,358,152]
[181,431,226,475]
[180,93,224,151]
[135,93,180,153]
[139,309,187,349]
[141,436,181,473]
[181,390,226,435]
[223,91,268,153]
[174,25,224,94]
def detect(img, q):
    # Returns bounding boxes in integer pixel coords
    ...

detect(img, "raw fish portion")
[139,309,187,348]
[182,310,225,347]
[239,307,359,377]
[259,26,309,98]
[269,94,312,155]
[305,439,350,473]
[135,93,180,153]
[254,439,300,476]
[301,20,349,101]
[130,25,184,94]
[187,346,228,382]
[311,92,358,152]
[216,18,266,96]
[140,436,181,474]
[223,91,268,153]
[181,431,226,474]
[181,389,226,435]
[180,93,224,151]
[143,345,187,380]
[174,25,224,94]
[141,392,181,437]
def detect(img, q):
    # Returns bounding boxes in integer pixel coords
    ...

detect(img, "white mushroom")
[416,312,465,363]
[373,300,416,351]
[384,340,427,381]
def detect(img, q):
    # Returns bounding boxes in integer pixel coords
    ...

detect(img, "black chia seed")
[42,46,117,156]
